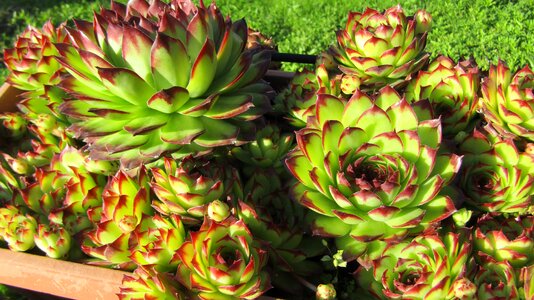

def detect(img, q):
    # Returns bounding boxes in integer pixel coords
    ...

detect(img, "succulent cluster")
[1,1,534,300]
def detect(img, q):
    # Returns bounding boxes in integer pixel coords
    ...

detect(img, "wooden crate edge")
[0,248,127,300]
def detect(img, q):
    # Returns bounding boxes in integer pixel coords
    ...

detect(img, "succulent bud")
[0,113,27,139]
[316,283,336,300]
[340,74,360,95]
[452,278,477,300]
[453,208,473,227]
[415,10,432,34]
[34,223,72,259]
[207,200,230,222]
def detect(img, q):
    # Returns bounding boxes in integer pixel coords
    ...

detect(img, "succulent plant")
[473,214,533,268]
[0,113,28,140]
[246,27,280,71]
[50,146,117,176]
[0,206,37,252]
[274,68,319,127]
[286,87,459,259]
[3,21,67,95]
[16,168,67,216]
[130,214,187,272]
[176,217,271,299]
[231,124,294,175]
[82,167,153,269]
[56,0,273,168]
[7,146,112,237]
[405,56,480,136]
[274,65,341,128]
[1,117,78,179]
[459,129,534,214]
[151,157,231,225]
[329,6,431,90]
[238,194,310,251]
[480,60,534,141]
[3,21,71,130]
[474,256,522,300]
[237,201,324,294]
[340,73,361,95]
[119,266,185,300]
[242,169,301,219]
[355,231,475,299]
[34,223,72,259]
[0,206,17,241]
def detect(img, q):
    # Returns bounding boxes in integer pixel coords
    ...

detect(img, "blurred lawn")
[2,0,534,83]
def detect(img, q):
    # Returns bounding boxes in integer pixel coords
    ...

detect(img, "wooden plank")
[0,249,128,300]
[0,83,22,113]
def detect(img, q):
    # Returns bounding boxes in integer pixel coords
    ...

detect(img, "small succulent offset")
[3,21,67,96]
[56,0,273,168]
[329,6,431,90]
[82,167,153,269]
[150,157,231,226]
[473,256,523,300]
[0,206,38,252]
[286,87,459,259]
[355,231,475,300]
[129,214,187,272]
[231,124,294,174]
[274,65,342,128]
[458,129,534,214]
[176,217,271,299]
[0,113,28,140]
[405,56,480,137]
[3,21,71,131]
[480,60,534,141]
[34,223,72,259]
[473,214,534,269]
[119,266,185,300]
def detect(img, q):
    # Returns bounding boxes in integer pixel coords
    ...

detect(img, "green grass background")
[1,0,534,84]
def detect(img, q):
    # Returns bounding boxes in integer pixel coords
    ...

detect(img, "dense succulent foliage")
[1,1,534,300]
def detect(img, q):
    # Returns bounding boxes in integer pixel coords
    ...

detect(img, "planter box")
[0,248,127,300]
[0,249,280,299]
